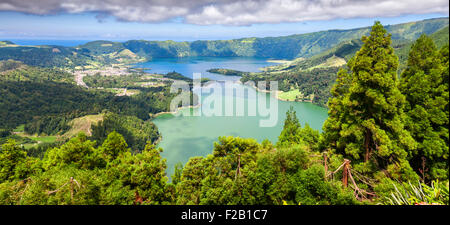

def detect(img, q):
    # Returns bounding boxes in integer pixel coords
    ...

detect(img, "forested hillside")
[121,17,448,59]
[0,60,183,156]
[0,21,448,205]
[241,22,450,107]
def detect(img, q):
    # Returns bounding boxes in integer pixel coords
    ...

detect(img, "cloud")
[0,0,448,25]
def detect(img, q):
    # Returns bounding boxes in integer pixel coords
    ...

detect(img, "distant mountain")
[119,17,449,59]
[430,25,450,47]
[0,40,15,46]
[242,22,450,107]
[270,23,449,74]
[0,17,448,69]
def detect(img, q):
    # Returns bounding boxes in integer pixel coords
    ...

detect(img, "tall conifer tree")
[323,22,416,180]
[399,35,449,181]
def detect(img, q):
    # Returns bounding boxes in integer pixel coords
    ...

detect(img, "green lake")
[135,57,329,176]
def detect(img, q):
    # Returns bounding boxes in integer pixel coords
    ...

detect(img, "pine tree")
[321,68,352,151]
[399,35,449,181]
[322,22,417,180]
[100,131,129,162]
[277,106,302,146]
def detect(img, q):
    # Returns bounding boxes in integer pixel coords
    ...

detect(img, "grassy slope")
[60,114,104,140]
[278,89,303,101]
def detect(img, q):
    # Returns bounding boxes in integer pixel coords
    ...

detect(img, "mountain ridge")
[0,17,448,69]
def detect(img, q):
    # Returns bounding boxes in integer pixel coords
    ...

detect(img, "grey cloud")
[0,0,448,25]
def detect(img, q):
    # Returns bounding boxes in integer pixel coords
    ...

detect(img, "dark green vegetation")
[83,72,169,88]
[0,60,183,156]
[0,60,74,83]
[0,72,175,131]
[320,22,449,203]
[0,20,449,205]
[0,111,361,205]
[91,112,160,152]
[399,35,449,182]
[207,68,250,76]
[163,71,193,82]
[322,22,418,183]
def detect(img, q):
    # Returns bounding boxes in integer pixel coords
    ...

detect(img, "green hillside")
[120,17,448,59]
[430,25,450,47]
[242,21,450,107]
[1,17,448,69]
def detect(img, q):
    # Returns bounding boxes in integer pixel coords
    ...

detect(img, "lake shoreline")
[237,80,314,103]
[151,103,202,118]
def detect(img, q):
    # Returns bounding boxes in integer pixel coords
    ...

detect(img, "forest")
[0,22,448,205]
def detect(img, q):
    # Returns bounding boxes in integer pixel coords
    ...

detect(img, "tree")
[322,21,417,181]
[171,162,183,186]
[0,140,27,182]
[278,107,319,150]
[277,107,302,146]
[175,157,205,205]
[321,68,352,151]
[99,131,129,162]
[399,35,449,182]
[43,133,103,170]
[105,143,170,204]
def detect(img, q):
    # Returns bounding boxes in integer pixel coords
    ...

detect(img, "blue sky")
[0,0,448,42]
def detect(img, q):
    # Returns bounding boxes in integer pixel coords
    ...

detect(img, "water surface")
[135,57,329,176]
[133,56,277,80]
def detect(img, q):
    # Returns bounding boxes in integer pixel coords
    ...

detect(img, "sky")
[0,0,448,42]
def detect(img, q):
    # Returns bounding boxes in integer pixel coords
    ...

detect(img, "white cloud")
[0,0,448,25]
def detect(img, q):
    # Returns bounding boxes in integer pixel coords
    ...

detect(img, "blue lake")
[132,56,278,80]
[134,57,329,176]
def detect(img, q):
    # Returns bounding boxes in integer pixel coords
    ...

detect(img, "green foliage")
[83,71,171,89]
[207,68,249,76]
[322,22,417,181]
[0,61,75,83]
[174,134,357,205]
[0,65,177,133]
[399,35,449,181]
[105,144,170,204]
[175,156,205,205]
[242,64,341,107]
[376,179,449,205]
[0,59,22,72]
[277,107,320,150]
[278,107,303,146]
[0,140,41,183]
[430,26,450,48]
[90,112,160,152]
[171,162,183,186]
[99,131,130,162]
[42,133,103,170]
[291,165,357,205]
[0,132,172,205]
[24,115,72,136]
[0,18,449,206]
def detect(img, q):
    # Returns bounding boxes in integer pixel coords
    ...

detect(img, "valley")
[0,16,449,206]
